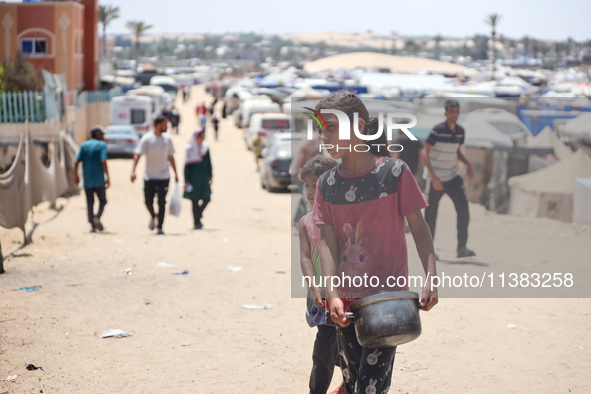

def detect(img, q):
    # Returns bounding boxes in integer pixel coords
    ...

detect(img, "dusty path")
[1,85,590,393]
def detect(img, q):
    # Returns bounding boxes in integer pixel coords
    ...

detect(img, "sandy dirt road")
[1,85,590,393]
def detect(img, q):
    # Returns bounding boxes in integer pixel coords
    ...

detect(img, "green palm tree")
[126,20,153,72]
[99,4,120,60]
[484,13,502,79]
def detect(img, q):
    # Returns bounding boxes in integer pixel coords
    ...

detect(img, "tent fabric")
[0,129,75,231]
[0,137,28,230]
[561,113,591,137]
[527,126,574,160]
[508,150,591,222]
[573,178,591,225]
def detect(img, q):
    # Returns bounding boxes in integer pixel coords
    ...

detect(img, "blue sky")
[0,0,565,41]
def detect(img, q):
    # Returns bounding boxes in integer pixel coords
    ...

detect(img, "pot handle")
[344,312,355,319]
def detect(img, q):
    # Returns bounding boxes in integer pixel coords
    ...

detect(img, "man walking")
[422,100,476,258]
[131,115,179,235]
[75,126,110,232]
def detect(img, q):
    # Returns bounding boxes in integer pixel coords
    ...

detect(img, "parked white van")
[126,85,168,120]
[246,112,291,150]
[237,97,281,128]
[150,76,179,99]
[111,95,152,137]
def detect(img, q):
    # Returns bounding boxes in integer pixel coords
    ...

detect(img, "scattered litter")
[6,374,17,381]
[26,364,43,371]
[507,323,517,329]
[227,265,243,272]
[242,303,273,310]
[180,343,191,347]
[58,256,68,260]
[123,268,134,275]
[275,271,286,274]
[114,249,123,253]
[172,270,189,275]
[18,286,41,292]
[574,346,584,350]
[100,329,130,338]
[584,312,588,316]
[156,262,175,268]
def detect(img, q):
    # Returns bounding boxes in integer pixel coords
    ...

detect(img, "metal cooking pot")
[345,291,421,348]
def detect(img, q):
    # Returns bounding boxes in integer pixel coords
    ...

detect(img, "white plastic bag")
[169,183,181,217]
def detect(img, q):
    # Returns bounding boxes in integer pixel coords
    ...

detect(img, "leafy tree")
[433,34,443,59]
[126,20,153,72]
[99,4,120,60]
[472,35,489,60]
[0,52,42,92]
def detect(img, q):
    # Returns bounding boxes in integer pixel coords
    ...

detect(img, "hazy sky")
[106,0,588,41]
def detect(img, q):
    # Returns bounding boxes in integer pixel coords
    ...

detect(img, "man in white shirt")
[131,115,179,235]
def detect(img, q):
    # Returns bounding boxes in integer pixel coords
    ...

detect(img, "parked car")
[259,133,303,192]
[246,112,291,150]
[104,125,139,157]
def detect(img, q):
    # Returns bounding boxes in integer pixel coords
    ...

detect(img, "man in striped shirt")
[422,100,476,258]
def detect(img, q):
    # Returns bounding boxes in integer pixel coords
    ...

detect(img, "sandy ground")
[1,85,591,394]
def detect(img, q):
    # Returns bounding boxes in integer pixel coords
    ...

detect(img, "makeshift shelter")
[527,126,574,161]
[508,150,591,222]
[560,113,591,138]
[573,178,591,225]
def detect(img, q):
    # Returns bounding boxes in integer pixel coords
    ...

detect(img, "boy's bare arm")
[101,160,110,189]
[298,218,323,306]
[406,210,438,311]
[421,144,443,190]
[456,147,474,180]
[319,224,350,327]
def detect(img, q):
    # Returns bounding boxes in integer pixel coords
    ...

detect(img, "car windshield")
[107,127,134,135]
[274,141,292,158]
[263,119,290,129]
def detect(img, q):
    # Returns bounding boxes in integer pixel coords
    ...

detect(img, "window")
[263,119,290,129]
[21,38,47,55]
[130,109,146,125]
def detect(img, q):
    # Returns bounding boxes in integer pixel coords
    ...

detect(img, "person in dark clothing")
[183,128,213,229]
[211,115,220,141]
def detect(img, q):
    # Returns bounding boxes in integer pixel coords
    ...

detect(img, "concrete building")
[0,0,98,90]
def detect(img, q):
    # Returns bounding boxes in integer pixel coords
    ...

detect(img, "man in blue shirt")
[75,126,110,232]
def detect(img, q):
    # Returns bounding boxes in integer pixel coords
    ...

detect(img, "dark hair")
[90,125,105,139]
[444,99,460,111]
[315,90,389,157]
[154,114,167,127]
[299,154,338,180]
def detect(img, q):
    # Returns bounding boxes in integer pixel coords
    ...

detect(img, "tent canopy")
[508,149,591,194]
[561,113,591,137]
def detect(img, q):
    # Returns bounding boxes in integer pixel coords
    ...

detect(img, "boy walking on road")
[422,99,476,258]
[131,115,179,235]
[75,126,110,232]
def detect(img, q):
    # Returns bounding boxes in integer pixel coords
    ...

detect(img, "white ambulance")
[110,95,153,137]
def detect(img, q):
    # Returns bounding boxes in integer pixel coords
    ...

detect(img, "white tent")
[573,178,591,225]
[463,108,530,146]
[561,113,591,138]
[527,126,574,160]
[508,150,591,222]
